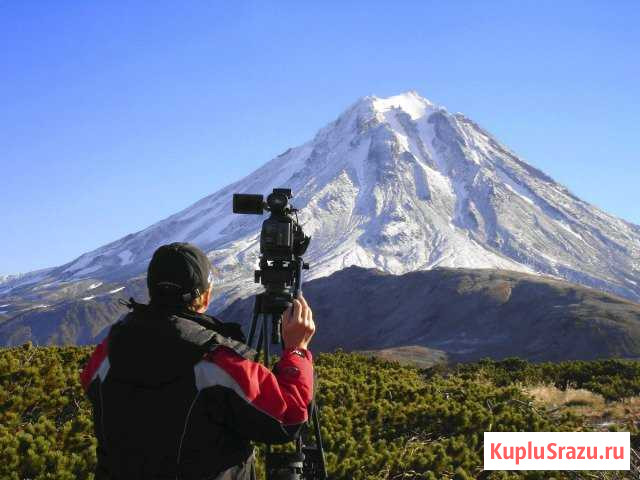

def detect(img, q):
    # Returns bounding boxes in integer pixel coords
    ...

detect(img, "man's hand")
[282,294,315,351]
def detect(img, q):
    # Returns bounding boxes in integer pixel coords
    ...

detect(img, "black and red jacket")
[80,303,313,480]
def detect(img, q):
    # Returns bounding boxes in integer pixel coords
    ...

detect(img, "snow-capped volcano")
[2,91,639,318]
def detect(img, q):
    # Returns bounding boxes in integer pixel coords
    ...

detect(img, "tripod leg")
[311,403,328,479]
[248,295,261,348]
[255,320,264,361]
[263,314,271,369]
[263,314,272,469]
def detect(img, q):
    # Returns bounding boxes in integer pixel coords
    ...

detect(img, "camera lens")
[233,194,264,214]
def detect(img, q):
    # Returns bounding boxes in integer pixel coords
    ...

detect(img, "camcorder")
[233,188,327,480]
[233,188,310,318]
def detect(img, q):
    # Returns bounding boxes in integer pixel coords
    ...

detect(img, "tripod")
[247,291,327,480]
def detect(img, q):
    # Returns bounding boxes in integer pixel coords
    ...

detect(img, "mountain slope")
[3,265,640,362]
[222,266,640,362]
[0,91,638,342]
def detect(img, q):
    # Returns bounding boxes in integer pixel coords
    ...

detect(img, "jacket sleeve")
[79,338,111,478]
[80,337,110,392]
[196,346,314,444]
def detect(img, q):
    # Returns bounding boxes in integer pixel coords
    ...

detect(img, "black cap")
[147,243,213,305]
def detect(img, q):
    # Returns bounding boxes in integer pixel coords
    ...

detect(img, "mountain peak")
[370,90,436,120]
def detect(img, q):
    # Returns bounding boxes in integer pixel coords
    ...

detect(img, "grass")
[526,384,640,433]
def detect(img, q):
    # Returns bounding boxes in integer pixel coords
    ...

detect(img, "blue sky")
[1,1,638,274]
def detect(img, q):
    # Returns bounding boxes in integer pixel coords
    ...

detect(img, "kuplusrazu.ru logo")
[484,432,630,471]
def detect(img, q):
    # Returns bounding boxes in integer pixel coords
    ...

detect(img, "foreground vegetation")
[0,344,638,479]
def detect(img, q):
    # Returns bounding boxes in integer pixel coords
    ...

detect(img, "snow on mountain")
[2,91,639,317]
[0,273,20,285]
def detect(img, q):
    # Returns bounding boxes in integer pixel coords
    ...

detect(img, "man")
[80,242,316,480]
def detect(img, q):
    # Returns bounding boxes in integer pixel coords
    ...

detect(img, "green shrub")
[0,345,635,479]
